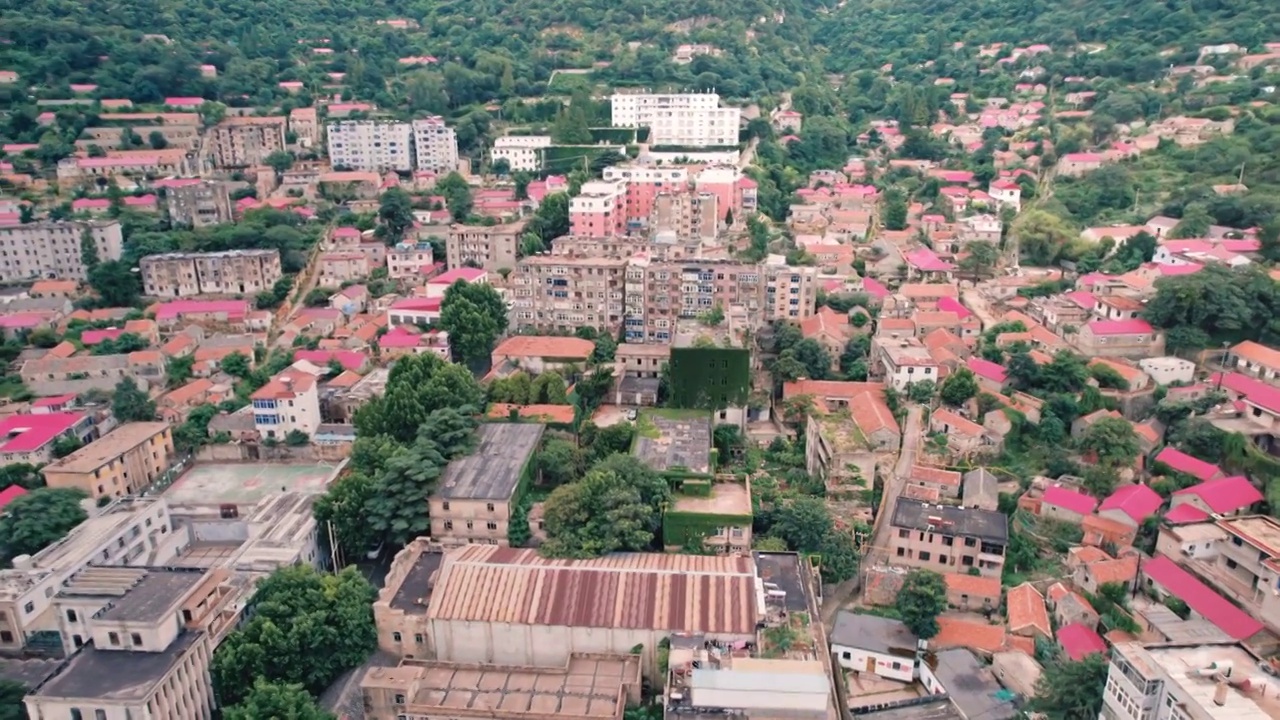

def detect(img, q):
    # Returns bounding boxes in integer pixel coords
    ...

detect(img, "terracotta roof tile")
[1007,583,1051,638]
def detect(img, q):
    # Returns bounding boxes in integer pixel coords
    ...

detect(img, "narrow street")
[821,404,924,623]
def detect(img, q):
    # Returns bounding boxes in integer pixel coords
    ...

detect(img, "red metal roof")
[1211,371,1280,416]
[1043,485,1097,515]
[0,412,85,454]
[1099,485,1163,524]
[0,485,27,510]
[1143,555,1263,640]
[1172,476,1262,514]
[1056,622,1107,661]
[1153,448,1223,482]
[936,296,972,319]
[1086,318,1154,336]
[1164,503,1211,524]
[293,349,367,371]
[965,357,1008,384]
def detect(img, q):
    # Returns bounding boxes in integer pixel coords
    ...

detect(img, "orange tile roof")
[1046,581,1071,603]
[932,408,985,436]
[923,328,966,352]
[913,311,960,327]
[910,464,962,486]
[1090,357,1146,385]
[1007,583,1051,638]
[1067,546,1111,567]
[161,335,198,357]
[878,318,917,333]
[47,341,77,359]
[161,378,213,407]
[127,350,163,364]
[944,572,1001,599]
[1232,341,1280,371]
[783,380,885,400]
[193,343,253,363]
[326,370,363,388]
[1005,635,1036,657]
[492,335,593,360]
[1082,514,1136,546]
[900,283,959,299]
[903,484,942,502]
[251,368,317,400]
[1086,556,1139,586]
[800,306,852,340]
[850,390,900,436]
[933,617,1007,654]
[124,319,155,335]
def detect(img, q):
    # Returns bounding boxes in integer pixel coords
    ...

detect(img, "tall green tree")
[882,190,908,231]
[224,679,333,720]
[1029,654,1109,719]
[939,368,978,406]
[79,228,100,270]
[0,678,27,720]
[1079,416,1140,467]
[87,260,141,307]
[211,566,376,707]
[112,377,156,422]
[895,570,946,639]
[353,353,484,443]
[439,281,508,367]
[541,454,670,558]
[0,488,88,564]
[376,187,414,244]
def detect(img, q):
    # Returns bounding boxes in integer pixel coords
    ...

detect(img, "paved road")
[820,404,924,623]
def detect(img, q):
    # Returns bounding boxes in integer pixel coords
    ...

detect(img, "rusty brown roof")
[427,545,758,635]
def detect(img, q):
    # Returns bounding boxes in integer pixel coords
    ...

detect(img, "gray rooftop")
[436,423,545,500]
[854,699,964,720]
[929,649,1018,720]
[98,569,206,623]
[754,551,811,614]
[633,411,712,474]
[891,499,1008,545]
[829,611,919,658]
[390,549,443,614]
[33,631,202,700]
[0,658,59,689]
[962,469,999,511]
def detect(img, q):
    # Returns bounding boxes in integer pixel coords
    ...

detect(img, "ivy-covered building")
[663,476,753,552]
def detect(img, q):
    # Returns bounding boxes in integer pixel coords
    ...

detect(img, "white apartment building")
[491,135,552,172]
[412,116,459,172]
[610,92,741,147]
[140,249,282,297]
[249,368,321,439]
[326,120,414,171]
[1101,642,1280,720]
[386,240,435,279]
[0,220,124,282]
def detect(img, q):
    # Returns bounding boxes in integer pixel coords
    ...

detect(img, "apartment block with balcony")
[625,260,765,345]
[0,220,124,282]
[250,368,321,440]
[23,567,228,720]
[510,255,628,335]
[386,240,435,279]
[41,422,173,500]
[888,498,1008,579]
[1099,642,1280,720]
[327,120,414,172]
[650,190,719,242]
[428,423,544,546]
[609,92,741,147]
[1179,515,1280,633]
[569,179,627,238]
[412,116,458,172]
[158,179,233,228]
[209,116,287,168]
[140,249,282,297]
[445,220,526,272]
[603,165,690,230]
[0,498,188,656]
[763,261,817,321]
[491,135,552,173]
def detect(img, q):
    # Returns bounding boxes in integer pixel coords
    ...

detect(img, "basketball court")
[162,462,337,506]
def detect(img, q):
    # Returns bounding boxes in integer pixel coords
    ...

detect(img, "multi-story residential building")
[140,249,282,297]
[873,336,941,391]
[250,368,321,440]
[650,190,719,242]
[429,423,544,546]
[0,412,96,466]
[41,422,174,500]
[327,120,414,171]
[386,240,435,279]
[55,149,195,188]
[288,107,319,147]
[1100,642,1280,720]
[763,260,817,321]
[624,260,765,344]
[412,116,458,172]
[209,116,287,167]
[445,220,526,271]
[510,254,628,334]
[569,179,627,238]
[155,178,233,227]
[491,135,552,172]
[0,219,123,282]
[693,165,745,222]
[1072,319,1166,359]
[610,92,740,147]
[317,251,371,286]
[22,567,226,720]
[888,498,1008,578]
[602,166,689,230]
[0,497,189,655]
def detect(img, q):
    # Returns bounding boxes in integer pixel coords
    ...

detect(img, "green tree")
[264,150,295,177]
[112,377,156,422]
[0,488,88,564]
[148,131,169,150]
[367,409,477,546]
[354,353,484,443]
[166,355,195,388]
[51,435,82,459]
[957,240,999,279]
[0,677,26,719]
[0,464,43,491]
[542,466,664,557]
[882,190,908,231]
[437,172,473,221]
[1079,416,1140,467]
[551,89,593,144]
[376,187,414,243]
[27,327,58,349]
[439,281,507,367]
[87,260,141,307]
[211,566,376,706]
[79,228,100,270]
[895,570,946,639]
[591,334,617,364]
[313,472,378,562]
[224,679,333,720]
[535,437,584,488]
[768,497,832,552]
[1029,654,1109,719]
[221,351,253,379]
[907,380,936,404]
[939,368,978,406]
[1015,210,1076,266]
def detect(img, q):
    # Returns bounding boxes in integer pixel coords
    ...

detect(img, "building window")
[898,529,909,539]
[131,633,142,645]
[415,634,423,643]
[964,537,977,547]
[0,632,12,644]
[395,694,406,705]
[466,521,474,530]
[444,520,453,531]
[962,556,974,566]
[22,602,32,615]
[486,502,495,512]
[70,711,82,720]
[442,501,450,511]
[96,711,107,720]
[66,609,77,623]
[109,632,120,645]
[841,651,851,660]
[942,536,953,547]
[896,547,905,557]
[919,551,931,561]
[393,632,402,642]
[486,521,498,531]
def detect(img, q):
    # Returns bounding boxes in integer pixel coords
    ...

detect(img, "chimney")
[1214,680,1229,706]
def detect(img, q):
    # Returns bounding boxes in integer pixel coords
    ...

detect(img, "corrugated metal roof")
[428,546,758,635]
[690,667,829,694]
